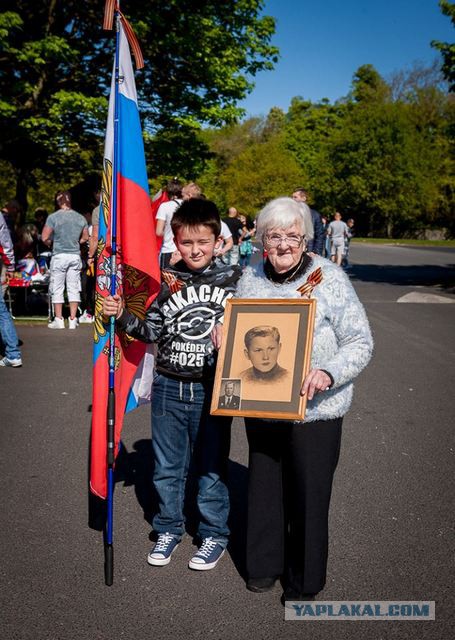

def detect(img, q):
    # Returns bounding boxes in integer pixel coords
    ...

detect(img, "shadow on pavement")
[226,459,248,579]
[87,440,249,581]
[350,263,455,289]
[87,438,156,531]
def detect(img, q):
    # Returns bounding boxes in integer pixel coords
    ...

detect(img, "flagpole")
[105,6,121,587]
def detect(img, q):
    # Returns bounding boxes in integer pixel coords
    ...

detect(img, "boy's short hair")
[171,198,221,237]
[244,326,280,350]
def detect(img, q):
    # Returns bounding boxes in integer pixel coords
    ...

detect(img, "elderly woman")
[235,197,373,605]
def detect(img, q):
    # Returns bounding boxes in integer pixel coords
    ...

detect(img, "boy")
[103,199,241,570]
[239,326,291,386]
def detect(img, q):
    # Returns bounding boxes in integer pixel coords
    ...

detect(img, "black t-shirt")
[222,216,243,245]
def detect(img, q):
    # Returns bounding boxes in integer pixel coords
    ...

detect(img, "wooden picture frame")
[210,298,316,420]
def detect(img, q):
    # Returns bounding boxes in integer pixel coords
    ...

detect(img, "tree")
[203,133,307,216]
[350,64,391,104]
[284,97,346,207]
[324,100,447,237]
[0,1,278,212]
[431,0,455,91]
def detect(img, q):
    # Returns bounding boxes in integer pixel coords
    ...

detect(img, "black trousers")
[245,417,343,594]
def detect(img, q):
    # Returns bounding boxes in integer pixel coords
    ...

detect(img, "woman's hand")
[102,294,124,320]
[300,368,332,400]
[211,323,224,351]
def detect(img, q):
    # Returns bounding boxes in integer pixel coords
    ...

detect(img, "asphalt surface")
[1,243,454,640]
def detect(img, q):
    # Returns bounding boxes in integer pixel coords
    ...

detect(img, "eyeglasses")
[264,233,304,248]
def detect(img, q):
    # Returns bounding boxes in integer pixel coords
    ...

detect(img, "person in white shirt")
[156,179,183,268]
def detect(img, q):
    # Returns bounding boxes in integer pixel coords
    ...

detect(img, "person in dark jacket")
[292,188,324,255]
[103,198,242,572]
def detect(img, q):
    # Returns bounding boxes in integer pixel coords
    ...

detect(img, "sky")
[239,0,453,117]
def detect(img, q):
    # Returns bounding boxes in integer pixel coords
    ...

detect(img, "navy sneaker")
[188,537,225,571]
[147,533,180,566]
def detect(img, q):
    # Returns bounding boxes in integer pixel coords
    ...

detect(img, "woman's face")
[264,223,305,274]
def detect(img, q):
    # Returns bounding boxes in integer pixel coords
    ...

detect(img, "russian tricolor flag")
[90,22,160,499]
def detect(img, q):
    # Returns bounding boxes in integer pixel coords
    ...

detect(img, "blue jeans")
[0,293,21,360]
[151,374,231,546]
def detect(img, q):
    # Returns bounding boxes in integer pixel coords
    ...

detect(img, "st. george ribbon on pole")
[105,7,121,588]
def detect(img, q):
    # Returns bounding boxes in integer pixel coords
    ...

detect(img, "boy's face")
[174,225,220,271]
[245,335,281,374]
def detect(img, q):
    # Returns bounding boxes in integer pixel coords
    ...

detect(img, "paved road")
[1,244,454,640]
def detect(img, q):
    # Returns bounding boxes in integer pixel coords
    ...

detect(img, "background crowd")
[0,182,356,368]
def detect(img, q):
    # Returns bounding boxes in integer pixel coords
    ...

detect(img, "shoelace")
[197,538,217,558]
[154,533,175,552]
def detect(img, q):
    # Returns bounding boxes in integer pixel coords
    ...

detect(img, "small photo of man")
[218,379,241,410]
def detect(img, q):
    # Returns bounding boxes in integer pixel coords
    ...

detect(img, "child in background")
[103,198,242,571]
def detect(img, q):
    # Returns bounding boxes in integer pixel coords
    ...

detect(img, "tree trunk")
[386,218,394,239]
[15,167,30,222]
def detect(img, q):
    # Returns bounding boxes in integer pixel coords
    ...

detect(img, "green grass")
[14,317,49,323]
[352,238,455,247]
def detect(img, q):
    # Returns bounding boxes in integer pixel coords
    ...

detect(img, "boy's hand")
[102,294,124,319]
[211,323,223,351]
[169,249,182,266]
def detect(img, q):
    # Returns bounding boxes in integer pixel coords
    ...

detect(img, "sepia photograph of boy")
[237,325,293,401]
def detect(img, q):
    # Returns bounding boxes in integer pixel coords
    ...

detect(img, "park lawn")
[352,238,455,247]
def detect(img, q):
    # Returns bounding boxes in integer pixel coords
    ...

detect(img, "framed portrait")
[210,298,316,420]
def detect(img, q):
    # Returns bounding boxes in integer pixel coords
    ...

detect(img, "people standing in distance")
[327,211,349,267]
[238,214,255,269]
[291,188,324,255]
[343,218,355,269]
[181,182,202,200]
[222,207,243,265]
[0,211,22,367]
[320,215,331,259]
[41,191,89,329]
[155,179,183,268]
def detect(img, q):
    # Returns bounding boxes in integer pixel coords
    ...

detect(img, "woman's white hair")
[256,197,314,244]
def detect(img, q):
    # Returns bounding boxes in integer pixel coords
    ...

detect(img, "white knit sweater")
[235,256,374,422]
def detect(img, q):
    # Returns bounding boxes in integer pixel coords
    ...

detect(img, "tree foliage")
[431,0,455,91]
[1,2,453,237]
[198,63,454,237]
[0,0,278,212]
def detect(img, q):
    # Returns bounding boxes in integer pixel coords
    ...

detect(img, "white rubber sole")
[147,543,179,567]
[188,549,225,571]
[147,554,172,567]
